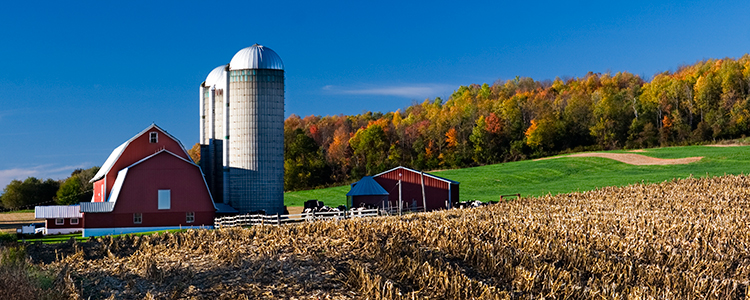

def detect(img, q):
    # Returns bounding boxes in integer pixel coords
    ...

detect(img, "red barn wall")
[85,152,215,228]
[374,168,457,211]
[92,179,105,202]
[352,195,389,208]
[45,218,83,229]
[103,128,189,201]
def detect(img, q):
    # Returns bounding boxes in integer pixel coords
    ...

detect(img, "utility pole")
[398,173,402,216]
[421,171,427,212]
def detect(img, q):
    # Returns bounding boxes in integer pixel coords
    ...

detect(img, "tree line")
[0,167,99,210]
[283,55,750,191]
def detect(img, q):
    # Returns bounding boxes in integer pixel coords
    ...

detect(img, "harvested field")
[5,174,750,299]
[567,152,703,165]
[0,212,42,233]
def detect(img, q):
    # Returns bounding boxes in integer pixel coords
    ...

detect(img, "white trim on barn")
[373,166,460,184]
[46,227,83,235]
[90,124,193,183]
[82,225,213,237]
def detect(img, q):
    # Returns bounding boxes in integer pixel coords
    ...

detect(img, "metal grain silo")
[227,44,285,214]
[199,65,228,204]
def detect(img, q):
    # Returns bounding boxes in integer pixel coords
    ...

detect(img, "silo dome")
[229,44,284,70]
[204,65,227,89]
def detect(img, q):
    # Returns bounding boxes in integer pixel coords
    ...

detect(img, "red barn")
[34,124,219,237]
[349,166,459,211]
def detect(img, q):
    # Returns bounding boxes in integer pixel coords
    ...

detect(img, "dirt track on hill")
[567,152,702,165]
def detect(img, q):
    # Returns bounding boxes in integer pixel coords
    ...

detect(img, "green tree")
[1,177,59,209]
[284,129,330,191]
[349,124,390,176]
[56,175,83,205]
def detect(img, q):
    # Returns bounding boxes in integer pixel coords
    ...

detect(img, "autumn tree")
[188,143,201,164]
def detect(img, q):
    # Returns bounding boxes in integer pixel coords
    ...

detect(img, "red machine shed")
[373,166,459,211]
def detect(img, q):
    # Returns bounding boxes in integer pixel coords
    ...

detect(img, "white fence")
[214,208,379,228]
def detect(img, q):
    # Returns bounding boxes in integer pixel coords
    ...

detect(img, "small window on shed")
[149,132,158,143]
[186,212,194,223]
[158,190,171,210]
[55,218,64,225]
[133,213,142,224]
[70,218,79,225]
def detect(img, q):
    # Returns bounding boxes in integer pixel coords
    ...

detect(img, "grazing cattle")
[303,203,341,214]
[304,200,324,210]
[455,200,486,209]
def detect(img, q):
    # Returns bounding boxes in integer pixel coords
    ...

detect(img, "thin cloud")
[323,84,454,99]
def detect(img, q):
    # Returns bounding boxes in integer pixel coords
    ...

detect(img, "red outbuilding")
[348,166,459,211]
[37,124,219,237]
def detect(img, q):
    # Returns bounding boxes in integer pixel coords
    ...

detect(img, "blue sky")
[2,0,750,191]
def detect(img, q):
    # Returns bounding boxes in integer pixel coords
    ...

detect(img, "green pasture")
[20,229,190,244]
[284,145,750,206]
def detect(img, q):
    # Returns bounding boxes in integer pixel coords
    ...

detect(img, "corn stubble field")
[5,175,750,299]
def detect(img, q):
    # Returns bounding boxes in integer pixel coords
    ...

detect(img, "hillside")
[284,56,750,191]
[5,174,750,299]
[285,144,750,206]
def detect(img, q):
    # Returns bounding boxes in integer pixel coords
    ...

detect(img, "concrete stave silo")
[200,44,285,214]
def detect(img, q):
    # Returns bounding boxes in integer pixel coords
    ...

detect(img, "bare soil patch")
[287,206,304,215]
[567,152,702,165]
[705,144,746,147]
[627,149,646,152]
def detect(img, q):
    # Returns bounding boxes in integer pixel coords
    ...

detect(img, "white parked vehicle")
[17,223,44,235]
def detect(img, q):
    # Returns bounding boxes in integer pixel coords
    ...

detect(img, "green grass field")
[284,145,750,206]
[19,229,190,244]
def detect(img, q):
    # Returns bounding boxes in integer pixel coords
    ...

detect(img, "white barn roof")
[35,205,83,219]
[230,44,284,70]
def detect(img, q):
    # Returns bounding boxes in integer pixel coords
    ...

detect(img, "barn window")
[186,212,195,223]
[133,213,142,224]
[158,190,171,210]
[55,218,64,225]
[70,218,79,225]
[149,132,158,143]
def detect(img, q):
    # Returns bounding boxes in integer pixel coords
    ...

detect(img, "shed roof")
[35,205,83,219]
[347,176,389,196]
[373,166,460,184]
[80,202,116,213]
[215,203,239,213]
